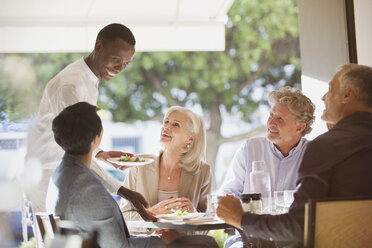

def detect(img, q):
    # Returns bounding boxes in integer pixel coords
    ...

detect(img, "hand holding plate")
[96,150,133,170]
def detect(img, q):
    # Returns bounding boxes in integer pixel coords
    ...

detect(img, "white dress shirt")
[219,137,309,198]
[25,57,121,212]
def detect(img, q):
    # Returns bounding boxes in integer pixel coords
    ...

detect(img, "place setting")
[155,209,221,225]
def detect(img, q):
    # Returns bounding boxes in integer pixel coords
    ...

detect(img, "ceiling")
[0,0,235,53]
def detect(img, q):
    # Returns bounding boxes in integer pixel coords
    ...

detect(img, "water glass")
[274,190,295,213]
[206,194,219,217]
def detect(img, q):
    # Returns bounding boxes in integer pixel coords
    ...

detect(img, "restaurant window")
[112,137,140,154]
[0,139,24,150]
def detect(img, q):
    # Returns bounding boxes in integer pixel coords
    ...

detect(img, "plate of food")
[107,155,154,166]
[156,210,205,221]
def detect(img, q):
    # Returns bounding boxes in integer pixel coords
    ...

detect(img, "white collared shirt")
[25,58,121,211]
[219,137,309,198]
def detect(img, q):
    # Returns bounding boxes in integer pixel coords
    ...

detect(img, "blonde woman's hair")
[164,106,206,174]
[338,63,372,108]
[268,86,315,136]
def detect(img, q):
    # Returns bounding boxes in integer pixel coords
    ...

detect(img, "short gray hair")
[338,63,372,108]
[268,86,315,136]
[164,106,206,174]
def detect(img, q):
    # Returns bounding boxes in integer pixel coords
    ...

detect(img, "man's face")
[321,72,344,124]
[267,103,303,147]
[95,38,135,81]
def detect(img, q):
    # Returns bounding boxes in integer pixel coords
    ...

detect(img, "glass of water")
[274,190,295,213]
[206,194,219,217]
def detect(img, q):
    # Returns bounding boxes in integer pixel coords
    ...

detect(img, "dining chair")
[34,212,59,243]
[303,197,372,248]
[44,220,99,248]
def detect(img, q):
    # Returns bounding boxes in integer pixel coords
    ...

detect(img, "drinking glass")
[274,190,295,213]
[206,194,219,217]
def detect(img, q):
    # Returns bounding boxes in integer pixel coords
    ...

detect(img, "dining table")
[127,216,284,247]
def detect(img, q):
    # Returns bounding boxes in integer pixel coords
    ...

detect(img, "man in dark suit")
[217,64,372,246]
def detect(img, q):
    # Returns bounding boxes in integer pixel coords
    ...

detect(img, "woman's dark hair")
[97,23,136,46]
[52,102,102,155]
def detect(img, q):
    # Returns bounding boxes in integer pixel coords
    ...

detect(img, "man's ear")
[342,88,357,103]
[94,40,103,53]
[296,122,306,134]
[92,130,103,148]
[91,135,100,148]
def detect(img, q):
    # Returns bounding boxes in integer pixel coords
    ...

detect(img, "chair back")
[34,213,60,242]
[304,197,372,248]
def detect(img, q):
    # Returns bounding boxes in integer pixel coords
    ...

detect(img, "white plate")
[107,158,154,167]
[156,212,205,221]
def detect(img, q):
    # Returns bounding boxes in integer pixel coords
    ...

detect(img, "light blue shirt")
[219,137,309,198]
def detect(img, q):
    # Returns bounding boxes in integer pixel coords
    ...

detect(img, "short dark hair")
[97,23,136,46]
[52,102,102,155]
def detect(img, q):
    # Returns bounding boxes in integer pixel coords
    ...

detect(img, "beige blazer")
[120,153,212,223]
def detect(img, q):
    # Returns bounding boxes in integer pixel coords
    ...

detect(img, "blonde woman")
[120,106,211,227]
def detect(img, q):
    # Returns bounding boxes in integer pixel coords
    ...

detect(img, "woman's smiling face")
[160,111,193,150]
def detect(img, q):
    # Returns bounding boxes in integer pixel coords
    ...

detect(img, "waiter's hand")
[95,150,133,170]
[118,186,157,222]
[217,195,244,229]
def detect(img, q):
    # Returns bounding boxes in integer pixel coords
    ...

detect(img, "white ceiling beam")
[0,0,234,52]
[0,17,225,27]
[0,25,225,53]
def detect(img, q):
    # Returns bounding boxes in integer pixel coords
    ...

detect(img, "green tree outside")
[99,0,301,187]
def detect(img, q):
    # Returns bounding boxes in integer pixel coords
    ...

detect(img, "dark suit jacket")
[46,153,165,248]
[240,112,372,243]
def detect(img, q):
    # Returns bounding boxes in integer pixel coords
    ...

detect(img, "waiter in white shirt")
[25,23,153,221]
[219,86,315,199]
